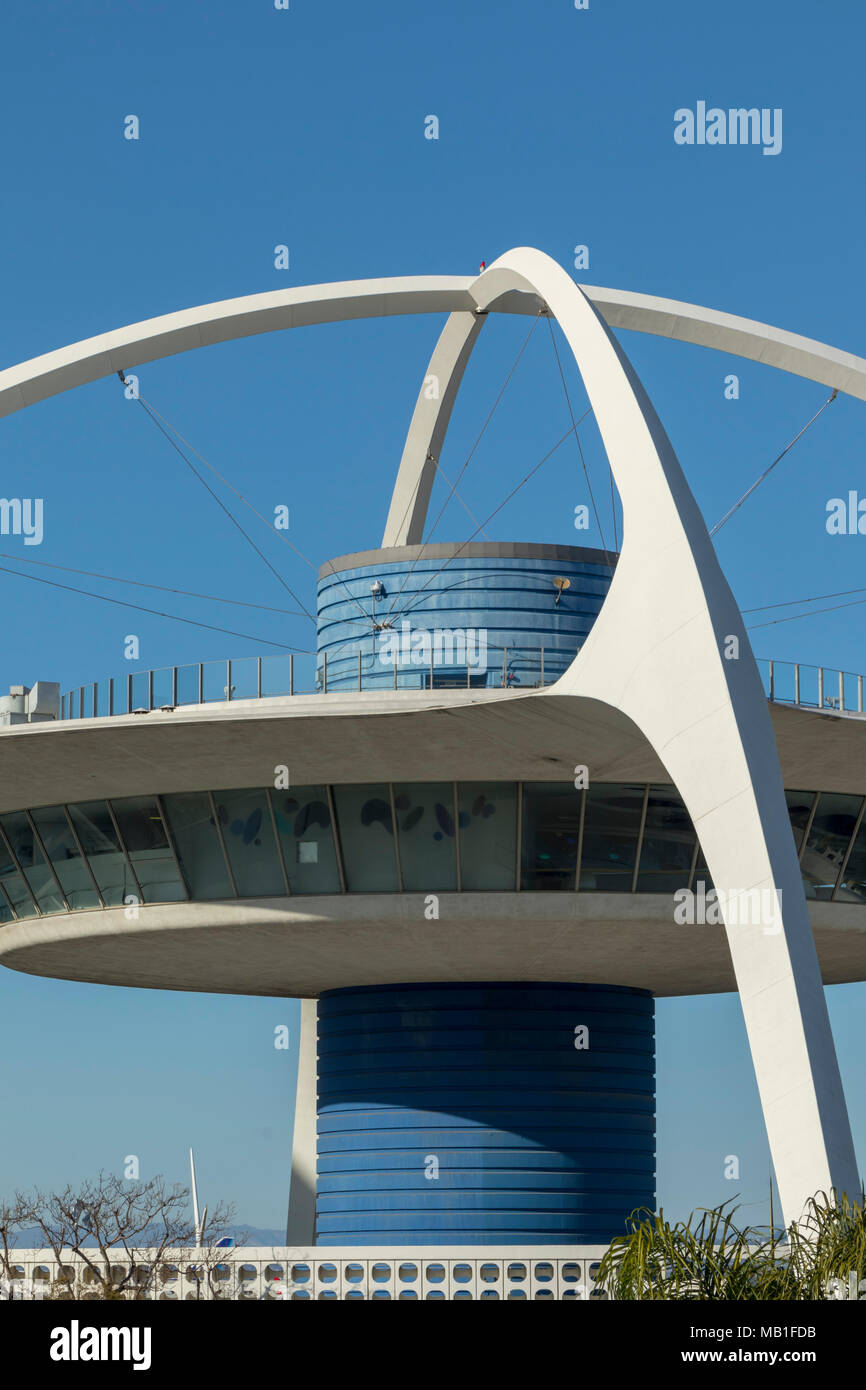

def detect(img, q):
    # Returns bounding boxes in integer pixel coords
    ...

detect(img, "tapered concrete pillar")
[286,998,318,1246]
[381,248,861,1227]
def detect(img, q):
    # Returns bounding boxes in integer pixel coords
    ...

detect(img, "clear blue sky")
[1,0,865,1234]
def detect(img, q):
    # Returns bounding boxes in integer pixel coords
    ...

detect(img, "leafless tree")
[0,1192,36,1296]
[24,1172,239,1299]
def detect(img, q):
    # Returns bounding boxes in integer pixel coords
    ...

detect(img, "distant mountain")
[225,1225,287,1247]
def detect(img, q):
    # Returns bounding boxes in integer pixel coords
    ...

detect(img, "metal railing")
[57,651,866,720]
[757,658,865,714]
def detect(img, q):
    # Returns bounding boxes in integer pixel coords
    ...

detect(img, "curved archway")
[456,247,858,1226]
[3,269,865,420]
[0,250,861,1225]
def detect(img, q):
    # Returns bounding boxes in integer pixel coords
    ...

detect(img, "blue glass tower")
[317,541,616,691]
[311,540,655,1245]
[317,982,654,1246]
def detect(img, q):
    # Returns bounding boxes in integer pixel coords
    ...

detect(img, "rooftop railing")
[57,651,866,720]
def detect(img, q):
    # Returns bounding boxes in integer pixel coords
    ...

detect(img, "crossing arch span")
[1,248,863,1227]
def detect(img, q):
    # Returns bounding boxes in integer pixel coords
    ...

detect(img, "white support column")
[382,311,486,546]
[286,998,318,1246]
[462,248,858,1226]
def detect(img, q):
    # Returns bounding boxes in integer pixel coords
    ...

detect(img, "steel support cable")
[743,585,866,614]
[746,594,866,629]
[133,391,381,631]
[380,449,493,554]
[0,564,311,651]
[384,312,543,620]
[0,551,308,618]
[424,456,491,538]
[710,390,838,537]
[133,395,316,622]
[394,411,594,625]
[389,455,491,547]
[546,316,615,572]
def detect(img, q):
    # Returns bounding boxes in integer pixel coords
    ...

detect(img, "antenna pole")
[190,1147,202,1247]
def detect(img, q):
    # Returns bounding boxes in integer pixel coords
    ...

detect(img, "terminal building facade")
[1,250,865,1290]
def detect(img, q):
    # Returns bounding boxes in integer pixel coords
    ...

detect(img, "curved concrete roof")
[0,689,864,814]
[1,891,865,1000]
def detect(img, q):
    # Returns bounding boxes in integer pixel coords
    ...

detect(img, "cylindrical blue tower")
[311,539,655,1247]
[317,541,616,691]
[316,983,655,1246]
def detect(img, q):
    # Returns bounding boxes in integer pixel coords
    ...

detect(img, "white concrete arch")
[2,269,865,424]
[0,278,477,419]
[465,247,858,1227]
[384,284,866,545]
[0,253,862,1226]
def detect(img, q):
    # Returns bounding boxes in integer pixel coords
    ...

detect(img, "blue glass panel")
[212,789,284,897]
[836,811,866,903]
[786,789,816,856]
[271,787,341,894]
[394,784,457,891]
[175,664,201,706]
[0,813,64,913]
[30,806,100,910]
[226,659,259,701]
[0,830,36,919]
[202,662,230,703]
[457,783,517,891]
[635,787,695,894]
[332,785,397,892]
[261,656,293,697]
[129,671,150,712]
[802,792,863,901]
[111,796,186,903]
[522,783,581,891]
[151,668,174,708]
[579,785,644,892]
[160,793,231,900]
[67,801,136,907]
